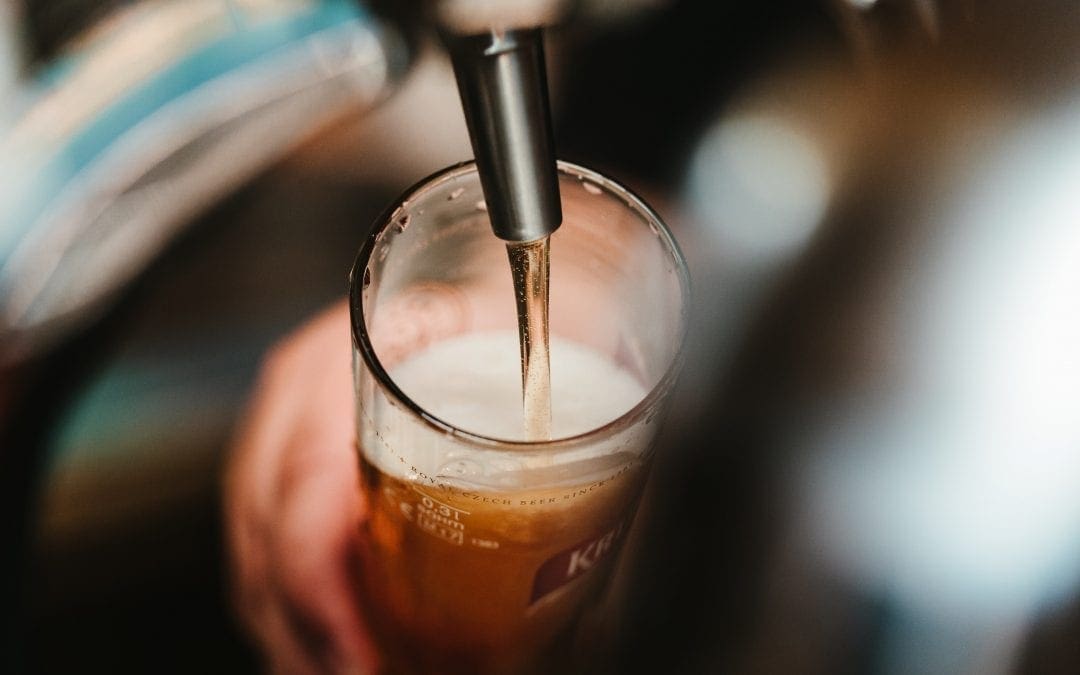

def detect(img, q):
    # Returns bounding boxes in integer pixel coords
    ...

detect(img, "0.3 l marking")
[410,488,468,546]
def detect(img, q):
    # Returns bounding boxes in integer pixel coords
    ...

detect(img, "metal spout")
[444,28,562,242]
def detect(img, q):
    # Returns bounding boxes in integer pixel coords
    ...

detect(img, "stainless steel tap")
[440,24,562,242]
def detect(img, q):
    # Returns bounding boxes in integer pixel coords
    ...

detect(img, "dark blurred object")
[20,165,397,674]
[20,0,128,61]
[0,0,405,366]
[0,1,407,672]
[614,2,1080,674]
[556,0,841,191]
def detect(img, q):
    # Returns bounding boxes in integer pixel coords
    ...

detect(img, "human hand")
[224,302,378,674]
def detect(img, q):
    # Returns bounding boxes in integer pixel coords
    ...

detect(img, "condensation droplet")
[448,187,466,200]
[395,214,411,232]
[582,181,602,195]
[438,459,485,478]
[475,200,488,212]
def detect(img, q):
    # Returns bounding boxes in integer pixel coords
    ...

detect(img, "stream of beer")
[507,238,552,441]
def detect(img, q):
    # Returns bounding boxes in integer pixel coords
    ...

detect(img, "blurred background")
[4,0,1080,673]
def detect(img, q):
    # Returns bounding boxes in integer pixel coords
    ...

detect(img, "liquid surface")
[389,330,646,441]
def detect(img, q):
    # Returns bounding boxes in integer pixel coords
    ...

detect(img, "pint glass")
[349,161,689,673]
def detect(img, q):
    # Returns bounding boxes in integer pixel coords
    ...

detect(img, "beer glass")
[349,161,689,673]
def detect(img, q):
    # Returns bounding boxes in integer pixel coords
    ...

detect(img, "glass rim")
[349,159,691,452]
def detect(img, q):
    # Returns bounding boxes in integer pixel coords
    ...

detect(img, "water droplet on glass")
[362,266,372,289]
[438,459,485,478]
[475,200,488,212]
[448,187,466,201]
[395,214,411,232]
[583,181,602,196]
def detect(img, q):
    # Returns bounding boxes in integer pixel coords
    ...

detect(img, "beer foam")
[389,330,646,441]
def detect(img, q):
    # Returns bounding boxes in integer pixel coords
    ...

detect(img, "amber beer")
[352,329,653,673]
[349,161,689,674]
[355,452,646,674]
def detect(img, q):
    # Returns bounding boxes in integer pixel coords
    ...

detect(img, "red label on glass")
[530,520,626,604]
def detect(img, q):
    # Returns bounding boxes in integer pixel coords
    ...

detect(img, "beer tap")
[438,17,563,243]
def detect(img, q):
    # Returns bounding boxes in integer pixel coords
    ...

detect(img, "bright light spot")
[802,98,1080,622]
[685,114,830,268]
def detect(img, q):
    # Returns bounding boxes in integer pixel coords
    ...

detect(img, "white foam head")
[390,330,646,442]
